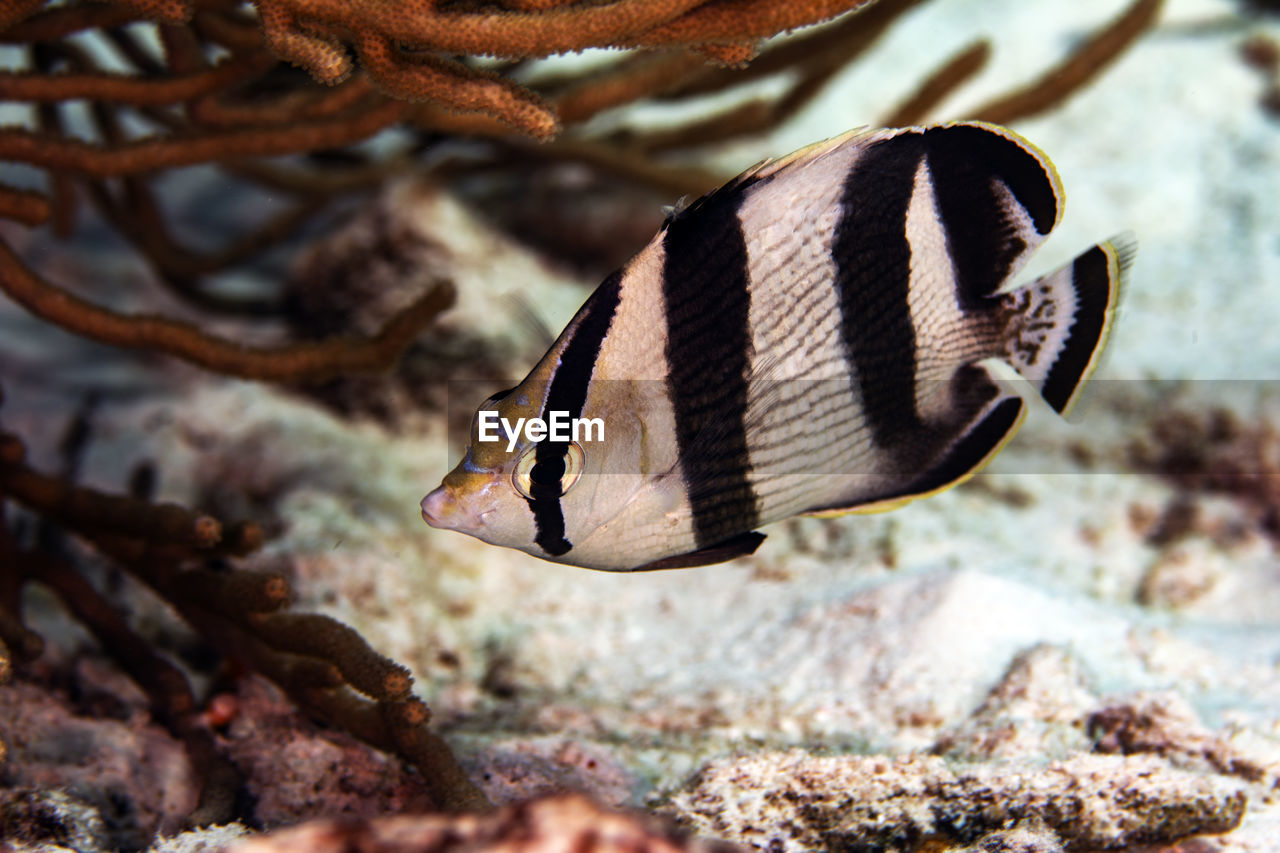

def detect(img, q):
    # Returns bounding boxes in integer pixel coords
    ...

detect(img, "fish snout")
[421,486,484,532]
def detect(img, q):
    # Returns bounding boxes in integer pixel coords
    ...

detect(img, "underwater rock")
[1138,538,1228,609]
[224,794,743,853]
[1088,691,1277,784]
[214,676,437,825]
[949,828,1066,853]
[148,822,252,853]
[468,736,638,807]
[0,788,112,853]
[931,643,1098,762]
[0,678,198,846]
[666,751,1247,852]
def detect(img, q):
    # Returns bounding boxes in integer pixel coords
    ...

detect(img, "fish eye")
[512,442,584,500]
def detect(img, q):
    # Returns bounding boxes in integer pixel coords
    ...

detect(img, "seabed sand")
[2,0,1279,850]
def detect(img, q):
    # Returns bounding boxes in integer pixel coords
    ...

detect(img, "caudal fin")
[996,235,1135,416]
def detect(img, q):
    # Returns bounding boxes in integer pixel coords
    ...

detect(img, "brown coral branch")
[223,155,413,195]
[880,39,991,127]
[122,557,491,812]
[0,0,45,31]
[622,0,877,47]
[189,74,376,128]
[0,391,491,819]
[619,53,839,154]
[356,35,559,138]
[243,611,414,702]
[190,6,268,53]
[972,0,1164,125]
[286,683,489,812]
[23,548,242,826]
[382,699,492,813]
[0,99,407,177]
[500,0,582,10]
[27,550,198,718]
[0,506,44,666]
[552,51,708,124]
[690,41,758,65]
[487,137,724,197]
[28,43,85,238]
[580,0,925,151]
[298,684,400,747]
[0,54,274,104]
[0,237,456,381]
[648,0,923,101]
[116,0,195,25]
[158,18,208,75]
[239,635,346,693]
[257,0,712,59]
[243,0,876,129]
[406,100,544,138]
[0,186,52,227]
[0,0,117,42]
[257,4,352,85]
[83,176,312,315]
[171,568,291,615]
[0,442,225,550]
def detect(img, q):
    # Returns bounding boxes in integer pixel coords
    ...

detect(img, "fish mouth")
[420,486,485,532]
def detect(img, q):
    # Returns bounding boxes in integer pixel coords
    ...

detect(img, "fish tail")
[993,234,1135,416]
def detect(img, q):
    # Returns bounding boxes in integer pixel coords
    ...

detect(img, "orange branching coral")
[251,0,874,138]
[0,393,491,822]
[880,41,992,128]
[0,0,1167,375]
[0,187,53,228]
[0,238,456,381]
[1,0,893,380]
[971,0,1164,125]
[619,0,877,48]
[0,99,410,177]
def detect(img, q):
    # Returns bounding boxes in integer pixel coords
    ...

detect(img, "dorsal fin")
[916,121,1065,302]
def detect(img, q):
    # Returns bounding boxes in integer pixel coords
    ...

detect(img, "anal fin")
[804,393,1027,517]
[629,531,766,572]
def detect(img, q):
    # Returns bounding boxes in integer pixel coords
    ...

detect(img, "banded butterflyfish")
[422,122,1133,572]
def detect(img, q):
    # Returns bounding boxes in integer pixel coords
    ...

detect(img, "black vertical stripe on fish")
[1040,245,1111,414]
[662,183,759,548]
[923,124,1059,308]
[526,270,623,556]
[833,134,926,450]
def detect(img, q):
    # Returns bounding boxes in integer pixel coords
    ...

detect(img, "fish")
[421,121,1133,572]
